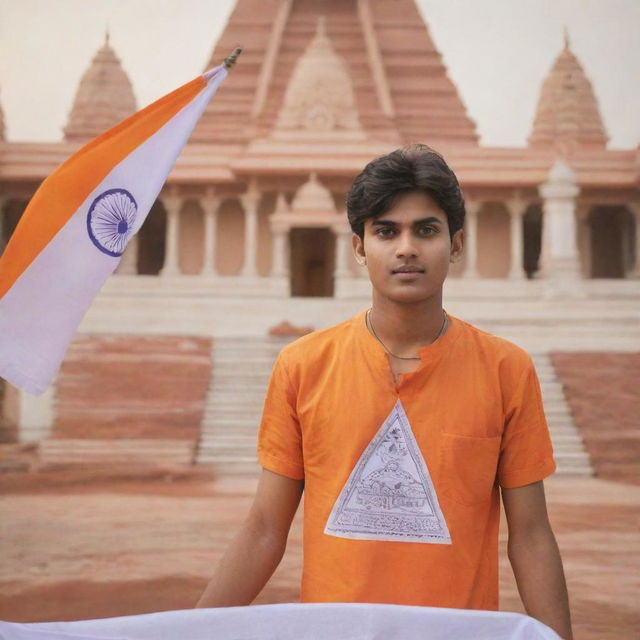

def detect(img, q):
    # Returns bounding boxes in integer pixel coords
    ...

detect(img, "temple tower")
[192,0,478,149]
[529,32,608,154]
[64,33,137,142]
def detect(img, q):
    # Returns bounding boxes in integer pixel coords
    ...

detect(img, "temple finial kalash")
[223,46,243,70]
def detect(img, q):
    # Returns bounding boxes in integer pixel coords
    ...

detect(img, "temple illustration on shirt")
[325,400,451,544]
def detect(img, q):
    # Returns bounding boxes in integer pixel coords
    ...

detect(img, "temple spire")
[529,36,607,152]
[63,33,137,142]
[191,0,478,146]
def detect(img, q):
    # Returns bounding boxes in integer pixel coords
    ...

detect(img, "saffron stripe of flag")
[0,65,229,395]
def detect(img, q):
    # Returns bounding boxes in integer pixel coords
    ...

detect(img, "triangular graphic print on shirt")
[324,400,451,544]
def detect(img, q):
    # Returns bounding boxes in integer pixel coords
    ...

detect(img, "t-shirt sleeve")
[498,354,556,488]
[257,351,304,480]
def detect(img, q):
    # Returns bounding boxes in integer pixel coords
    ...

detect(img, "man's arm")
[195,468,303,608]
[502,480,572,639]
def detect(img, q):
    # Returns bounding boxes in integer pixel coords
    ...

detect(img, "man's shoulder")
[277,313,361,366]
[453,316,532,369]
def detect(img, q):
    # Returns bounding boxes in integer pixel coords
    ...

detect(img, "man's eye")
[417,226,436,236]
[375,227,395,237]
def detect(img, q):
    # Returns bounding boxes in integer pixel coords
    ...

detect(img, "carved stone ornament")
[291,173,336,215]
[272,16,364,140]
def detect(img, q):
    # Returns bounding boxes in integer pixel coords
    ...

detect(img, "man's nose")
[395,231,418,258]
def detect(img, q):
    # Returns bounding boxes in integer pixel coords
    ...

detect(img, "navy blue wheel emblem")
[86,188,138,257]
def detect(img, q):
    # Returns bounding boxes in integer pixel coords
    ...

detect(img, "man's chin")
[374,285,441,305]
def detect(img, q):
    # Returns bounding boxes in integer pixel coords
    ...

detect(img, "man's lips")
[391,266,425,274]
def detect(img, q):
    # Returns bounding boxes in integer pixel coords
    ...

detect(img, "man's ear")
[450,228,464,263]
[352,233,367,266]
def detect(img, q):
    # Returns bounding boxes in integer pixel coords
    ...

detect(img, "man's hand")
[195,468,304,608]
[503,480,573,640]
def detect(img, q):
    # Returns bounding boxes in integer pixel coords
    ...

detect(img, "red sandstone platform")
[0,471,638,640]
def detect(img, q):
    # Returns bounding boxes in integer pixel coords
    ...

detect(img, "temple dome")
[291,173,336,214]
[64,33,137,142]
[529,33,607,152]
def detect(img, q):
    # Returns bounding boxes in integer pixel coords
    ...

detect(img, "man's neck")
[369,294,446,355]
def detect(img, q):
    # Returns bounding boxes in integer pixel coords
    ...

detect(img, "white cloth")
[0,603,560,640]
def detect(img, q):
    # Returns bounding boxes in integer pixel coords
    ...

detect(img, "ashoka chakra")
[87,188,138,257]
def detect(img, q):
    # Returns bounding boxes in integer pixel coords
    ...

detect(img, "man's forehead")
[371,191,446,222]
[370,214,444,226]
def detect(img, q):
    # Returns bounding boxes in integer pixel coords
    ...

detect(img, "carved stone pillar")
[462,201,481,278]
[629,203,640,278]
[270,225,289,277]
[240,182,260,277]
[115,234,139,275]
[506,199,526,280]
[539,159,582,294]
[539,160,581,277]
[4,383,55,443]
[201,193,220,276]
[332,223,352,280]
[160,192,182,276]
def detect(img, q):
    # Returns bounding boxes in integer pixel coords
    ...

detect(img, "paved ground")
[0,470,638,640]
[1,352,638,638]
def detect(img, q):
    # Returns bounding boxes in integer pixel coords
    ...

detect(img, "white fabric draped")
[0,603,560,640]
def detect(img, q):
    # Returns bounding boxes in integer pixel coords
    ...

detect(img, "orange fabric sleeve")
[498,356,556,488]
[257,351,305,481]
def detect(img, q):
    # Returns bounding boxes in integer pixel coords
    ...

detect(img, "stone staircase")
[531,353,593,476]
[196,337,291,474]
[196,339,593,477]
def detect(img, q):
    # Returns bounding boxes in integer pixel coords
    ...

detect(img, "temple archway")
[1,199,28,250]
[290,227,335,297]
[588,206,634,278]
[137,200,166,275]
[178,200,204,274]
[523,204,543,279]
[477,203,510,278]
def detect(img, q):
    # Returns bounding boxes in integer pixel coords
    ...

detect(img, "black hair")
[346,144,465,239]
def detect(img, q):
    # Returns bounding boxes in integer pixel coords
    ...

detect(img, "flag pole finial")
[223,47,243,70]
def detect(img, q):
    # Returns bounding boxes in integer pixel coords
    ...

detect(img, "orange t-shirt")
[258,311,556,610]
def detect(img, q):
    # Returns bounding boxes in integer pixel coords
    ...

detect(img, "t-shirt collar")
[355,308,461,372]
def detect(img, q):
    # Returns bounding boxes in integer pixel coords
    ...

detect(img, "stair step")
[198,342,593,476]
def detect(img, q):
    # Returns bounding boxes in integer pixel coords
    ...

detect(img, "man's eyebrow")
[372,216,443,226]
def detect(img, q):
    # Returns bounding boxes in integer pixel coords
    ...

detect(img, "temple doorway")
[137,200,166,275]
[1,199,28,251]
[523,204,543,279]
[588,206,634,278]
[289,227,335,297]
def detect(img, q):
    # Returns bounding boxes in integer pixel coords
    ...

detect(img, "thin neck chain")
[366,309,448,360]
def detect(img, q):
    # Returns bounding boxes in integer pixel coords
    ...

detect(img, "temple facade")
[0,0,640,297]
[0,0,638,301]
[1,0,638,466]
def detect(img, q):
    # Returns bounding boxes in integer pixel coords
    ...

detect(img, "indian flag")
[0,52,239,395]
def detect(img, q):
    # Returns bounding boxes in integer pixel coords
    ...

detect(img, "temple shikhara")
[0,1,637,472]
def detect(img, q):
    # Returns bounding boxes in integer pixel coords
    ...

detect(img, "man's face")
[352,191,463,304]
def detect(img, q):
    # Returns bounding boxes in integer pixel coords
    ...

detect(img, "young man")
[196,145,573,640]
